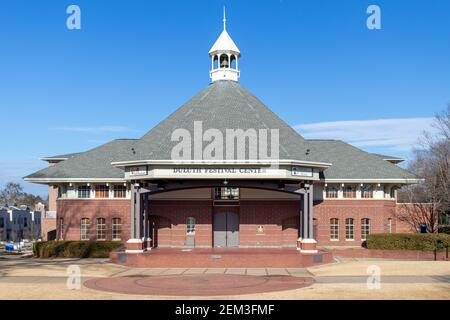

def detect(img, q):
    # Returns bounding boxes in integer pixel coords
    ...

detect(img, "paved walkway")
[0,258,448,299]
[109,267,313,277]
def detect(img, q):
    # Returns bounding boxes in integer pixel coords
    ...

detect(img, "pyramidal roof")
[209,30,240,55]
[115,81,318,163]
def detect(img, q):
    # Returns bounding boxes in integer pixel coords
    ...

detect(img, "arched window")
[326,186,338,198]
[96,218,106,240]
[343,186,356,198]
[213,55,219,69]
[361,185,373,198]
[230,55,237,69]
[330,218,339,240]
[186,217,196,235]
[112,218,122,240]
[345,218,354,240]
[59,218,64,240]
[388,218,392,233]
[80,218,90,240]
[361,218,370,240]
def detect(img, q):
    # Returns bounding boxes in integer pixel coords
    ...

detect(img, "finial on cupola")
[209,8,241,82]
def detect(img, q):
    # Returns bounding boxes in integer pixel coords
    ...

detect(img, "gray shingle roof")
[24,81,417,182]
[24,139,136,180]
[307,140,416,180]
[116,80,317,163]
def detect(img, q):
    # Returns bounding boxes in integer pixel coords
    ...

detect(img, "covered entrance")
[213,211,239,248]
[124,178,319,254]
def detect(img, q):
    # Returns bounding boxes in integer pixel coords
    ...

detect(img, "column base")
[125,238,144,253]
[299,238,318,254]
[144,238,153,251]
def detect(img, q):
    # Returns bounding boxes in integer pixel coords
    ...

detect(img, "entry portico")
[121,161,328,253]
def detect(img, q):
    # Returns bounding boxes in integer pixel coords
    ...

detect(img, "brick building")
[24,15,419,254]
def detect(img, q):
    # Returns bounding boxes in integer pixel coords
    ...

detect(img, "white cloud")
[53,126,136,133]
[294,117,435,152]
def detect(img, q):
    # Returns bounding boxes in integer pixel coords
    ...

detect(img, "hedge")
[366,233,450,251]
[438,226,450,234]
[33,241,123,258]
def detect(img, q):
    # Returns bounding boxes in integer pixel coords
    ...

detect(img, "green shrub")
[33,241,123,258]
[366,233,450,251]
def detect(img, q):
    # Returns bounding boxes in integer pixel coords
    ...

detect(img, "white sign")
[129,166,148,176]
[291,166,313,177]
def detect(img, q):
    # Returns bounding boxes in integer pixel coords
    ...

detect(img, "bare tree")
[397,105,450,232]
[0,182,46,208]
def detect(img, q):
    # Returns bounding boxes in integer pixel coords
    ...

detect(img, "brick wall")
[41,216,56,241]
[56,196,414,247]
[56,199,131,241]
[150,200,213,248]
[314,199,397,246]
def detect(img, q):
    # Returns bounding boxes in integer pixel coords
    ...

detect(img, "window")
[388,218,392,233]
[186,217,196,234]
[80,218,90,240]
[113,185,127,198]
[390,187,396,199]
[96,218,106,240]
[330,218,339,240]
[361,185,373,198]
[59,218,64,239]
[343,186,356,198]
[345,218,354,240]
[112,218,121,240]
[326,186,338,199]
[77,185,91,198]
[214,187,239,200]
[361,218,370,240]
[95,185,109,198]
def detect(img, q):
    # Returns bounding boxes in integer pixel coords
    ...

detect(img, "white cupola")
[209,8,240,82]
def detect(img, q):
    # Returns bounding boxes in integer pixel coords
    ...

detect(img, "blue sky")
[1,0,449,196]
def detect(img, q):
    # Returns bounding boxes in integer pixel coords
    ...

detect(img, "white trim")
[24,178,126,184]
[323,178,422,184]
[300,249,319,254]
[126,239,143,244]
[111,159,332,168]
[125,249,145,253]
[300,238,317,244]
